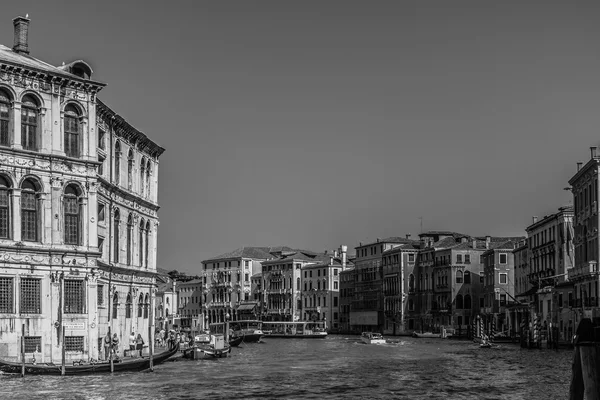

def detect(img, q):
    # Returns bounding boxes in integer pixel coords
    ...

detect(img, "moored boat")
[261,321,328,339]
[361,332,386,344]
[412,332,442,338]
[0,343,179,375]
[212,320,264,343]
[229,335,244,347]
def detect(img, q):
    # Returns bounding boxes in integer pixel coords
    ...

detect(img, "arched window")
[21,95,38,151]
[464,294,472,310]
[456,294,464,309]
[21,178,39,241]
[464,270,471,284]
[139,218,145,267]
[145,220,150,268]
[138,294,144,317]
[145,160,151,198]
[144,293,149,318]
[115,141,121,185]
[64,104,81,158]
[127,149,134,190]
[456,270,463,284]
[409,274,415,291]
[0,89,11,146]
[297,277,300,291]
[125,293,132,318]
[140,157,146,196]
[112,292,118,319]
[126,213,133,265]
[64,184,82,245]
[113,209,120,263]
[0,176,11,238]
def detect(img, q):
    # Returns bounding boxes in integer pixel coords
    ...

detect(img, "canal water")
[0,335,571,399]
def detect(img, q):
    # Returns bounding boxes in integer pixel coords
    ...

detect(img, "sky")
[2,1,600,275]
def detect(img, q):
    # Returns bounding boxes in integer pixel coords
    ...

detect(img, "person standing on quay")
[103,332,112,361]
[136,334,145,358]
[112,333,120,359]
[129,332,136,357]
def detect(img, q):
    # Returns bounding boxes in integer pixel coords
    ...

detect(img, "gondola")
[0,343,179,375]
[229,335,244,347]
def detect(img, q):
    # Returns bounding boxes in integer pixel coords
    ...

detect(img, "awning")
[516,287,538,298]
[237,304,257,311]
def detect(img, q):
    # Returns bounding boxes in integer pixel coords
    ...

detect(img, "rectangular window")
[464,271,471,284]
[465,254,471,263]
[408,253,415,262]
[64,336,84,352]
[21,191,37,241]
[0,187,8,238]
[500,294,507,306]
[245,260,250,268]
[97,284,104,306]
[98,155,105,176]
[0,101,9,146]
[499,253,508,264]
[64,280,85,314]
[334,269,338,276]
[456,254,463,263]
[499,273,508,284]
[479,297,484,308]
[334,296,338,307]
[334,281,338,290]
[24,336,42,353]
[0,277,13,313]
[20,278,41,314]
[64,196,79,245]
[479,272,484,284]
[98,128,106,150]
[21,107,37,150]
[98,203,105,223]
[334,312,338,320]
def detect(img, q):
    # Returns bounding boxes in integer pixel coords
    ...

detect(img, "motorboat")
[361,332,386,344]
[412,332,442,338]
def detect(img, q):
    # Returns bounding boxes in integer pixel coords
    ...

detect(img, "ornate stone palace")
[0,16,164,362]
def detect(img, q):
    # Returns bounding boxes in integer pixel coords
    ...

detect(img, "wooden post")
[570,318,600,400]
[149,291,154,372]
[21,324,25,377]
[61,326,66,376]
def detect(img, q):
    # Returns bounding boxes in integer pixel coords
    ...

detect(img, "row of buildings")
[160,165,592,343]
[0,17,165,362]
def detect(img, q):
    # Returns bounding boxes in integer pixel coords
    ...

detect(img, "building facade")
[201,247,273,324]
[0,17,164,362]
[301,257,344,330]
[568,147,600,324]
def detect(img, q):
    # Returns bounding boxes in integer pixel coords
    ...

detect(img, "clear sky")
[3,1,600,274]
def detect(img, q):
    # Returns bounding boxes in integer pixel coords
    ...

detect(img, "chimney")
[330,256,334,266]
[340,245,347,268]
[13,16,30,54]
[592,146,598,159]
[461,237,467,243]
[485,236,491,249]
[532,216,538,224]
[376,238,380,243]
[406,234,411,240]
[333,249,338,258]
[577,162,583,172]
[472,239,477,249]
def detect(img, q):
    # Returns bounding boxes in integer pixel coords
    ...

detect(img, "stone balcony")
[568,261,599,281]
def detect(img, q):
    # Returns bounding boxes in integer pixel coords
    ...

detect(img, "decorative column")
[80,197,89,248]
[12,188,21,242]
[39,107,48,153]
[12,101,22,150]
[37,192,47,244]
[50,178,62,244]
[87,183,98,249]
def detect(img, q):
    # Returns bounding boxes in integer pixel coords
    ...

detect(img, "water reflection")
[0,336,571,399]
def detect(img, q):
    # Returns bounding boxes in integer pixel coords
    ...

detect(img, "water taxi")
[224,320,264,343]
[261,321,328,339]
[361,332,386,344]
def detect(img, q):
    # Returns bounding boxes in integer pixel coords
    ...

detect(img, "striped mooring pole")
[490,318,496,343]
[479,315,484,339]
[533,314,540,348]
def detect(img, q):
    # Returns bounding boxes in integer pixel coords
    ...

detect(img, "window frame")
[20,277,41,314]
[21,96,38,151]
[63,279,85,314]
[64,105,81,158]
[0,89,11,147]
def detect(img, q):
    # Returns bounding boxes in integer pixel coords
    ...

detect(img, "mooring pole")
[21,323,25,377]
[569,318,600,400]
[149,289,154,372]
[61,326,66,376]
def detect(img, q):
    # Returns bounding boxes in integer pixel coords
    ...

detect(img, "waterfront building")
[0,17,164,363]
[261,249,322,322]
[412,232,470,333]
[521,207,575,340]
[351,237,414,332]
[201,247,273,324]
[481,241,517,335]
[509,238,530,337]
[568,147,600,324]
[176,279,203,331]
[339,267,356,333]
[381,238,419,335]
[300,254,346,330]
[155,280,176,331]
